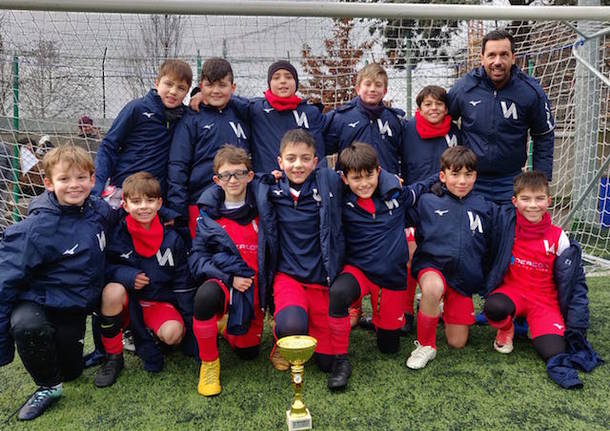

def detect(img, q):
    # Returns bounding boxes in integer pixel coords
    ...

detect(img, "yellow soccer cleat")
[198,358,221,397]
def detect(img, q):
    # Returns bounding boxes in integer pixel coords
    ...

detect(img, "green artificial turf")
[1,278,608,430]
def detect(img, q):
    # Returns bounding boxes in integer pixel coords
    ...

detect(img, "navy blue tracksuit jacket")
[325,97,404,175]
[167,102,250,218]
[93,89,184,196]
[0,192,114,365]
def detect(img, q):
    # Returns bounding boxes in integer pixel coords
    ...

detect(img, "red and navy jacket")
[400,117,461,184]
[167,102,250,219]
[342,169,432,290]
[189,180,270,334]
[105,219,196,365]
[485,208,603,371]
[93,89,184,197]
[411,187,498,297]
[0,192,115,366]
[447,65,554,181]
[257,168,344,289]
[325,97,404,175]
[232,96,327,173]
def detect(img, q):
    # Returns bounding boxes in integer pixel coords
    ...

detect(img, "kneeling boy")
[95,172,195,388]
[483,171,603,388]
[406,146,496,369]
[327,142,431,390]
[0,145,114,420]
[189,145,266,397]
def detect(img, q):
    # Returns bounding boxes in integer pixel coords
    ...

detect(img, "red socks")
[193,318,218,362]
[101,333,123,355]
[329,316,350,355]
[417,312,439,348]
[487,315,513,331]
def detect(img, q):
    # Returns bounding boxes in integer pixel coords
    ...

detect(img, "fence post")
[11,54,20,222]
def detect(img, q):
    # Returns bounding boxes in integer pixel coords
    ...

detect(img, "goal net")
[0,1,608,268]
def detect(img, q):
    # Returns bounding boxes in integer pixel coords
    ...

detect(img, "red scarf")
[264,89,302,111]
[515,211,551,241]
[357,197,376,215]
[125,214,163,258]
[415,111,452,139]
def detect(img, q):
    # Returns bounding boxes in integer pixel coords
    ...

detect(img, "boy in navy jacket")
[327,142,432,390]
[406,146,497,370]
[325,63,405,329]
[94,172,195,388]
[258,129,344,372]
[93,60,192,206]
[0,146,114,420]
[189,145,269,397]
[167,58,250,237]
[400,85,461,333]
[483,171,603,388]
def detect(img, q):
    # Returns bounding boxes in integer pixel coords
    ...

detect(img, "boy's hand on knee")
[232,276,253,292]
[134,273,150,290]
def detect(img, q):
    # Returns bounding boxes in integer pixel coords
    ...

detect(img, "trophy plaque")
[276,335,318,431]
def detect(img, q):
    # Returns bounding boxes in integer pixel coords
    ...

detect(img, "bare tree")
[124,14,185,99]
[0,14,15,117]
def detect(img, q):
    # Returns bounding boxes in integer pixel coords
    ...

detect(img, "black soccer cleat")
[18,386,62,421]
[94,354,124,388]
[327,355,352,391]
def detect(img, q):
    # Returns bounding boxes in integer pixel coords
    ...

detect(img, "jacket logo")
[156,248,174,267]
[348,121,360,128]
[229,121,247,139]
[501,101,518,120]
[445,134,458,148]
[120,250,133,259]
[543,240,556,255]
[63,243,79,255]
[202,123,214,130]
[434,209,449,216]
[264,108,274,113]
[97,231,106,251]
[312,188,322,203]
[273,189,283,196]
[469,100,481,106]
[467,211,483,233]
[544,101,553,131]
[347,202,355,208]
[293,111,310,128]
[142,112,155,118]
[377,119,393,137]
[384,198,399,210]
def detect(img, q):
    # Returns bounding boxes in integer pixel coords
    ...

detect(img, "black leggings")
[10,301,86,387]
[484,293,565,361]
[194,280,259,360]
[329,273,400,354]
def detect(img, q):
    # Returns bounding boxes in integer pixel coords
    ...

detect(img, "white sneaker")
[406,341,436,369]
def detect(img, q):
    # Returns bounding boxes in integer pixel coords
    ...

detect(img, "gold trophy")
[276,335,318,431]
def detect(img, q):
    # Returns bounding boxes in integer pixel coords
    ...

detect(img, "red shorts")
[418,268,475,326]
[273,272,332,355]
[188,204,199,239]
[342,265,407,330]
[405,227,416,242]
[492,284,565,339]
[138,300,184,333]
[213,279,264,349]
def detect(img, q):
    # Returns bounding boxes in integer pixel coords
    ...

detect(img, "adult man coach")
[447,29,555,204]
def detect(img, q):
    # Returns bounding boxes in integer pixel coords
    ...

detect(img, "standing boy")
[167,58,250,237]
[406,146,496,370]
[327,142,432,390]
[259,129,344,372]
[483,171,603,388]
[326,63,404,176]
[189,145,268,397]
[0,146,114,420]
[400,85,461,333]
[93,59,192,206]
[94,172,195,388]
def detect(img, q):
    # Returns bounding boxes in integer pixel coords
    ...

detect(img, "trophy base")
[286,409,312,431]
